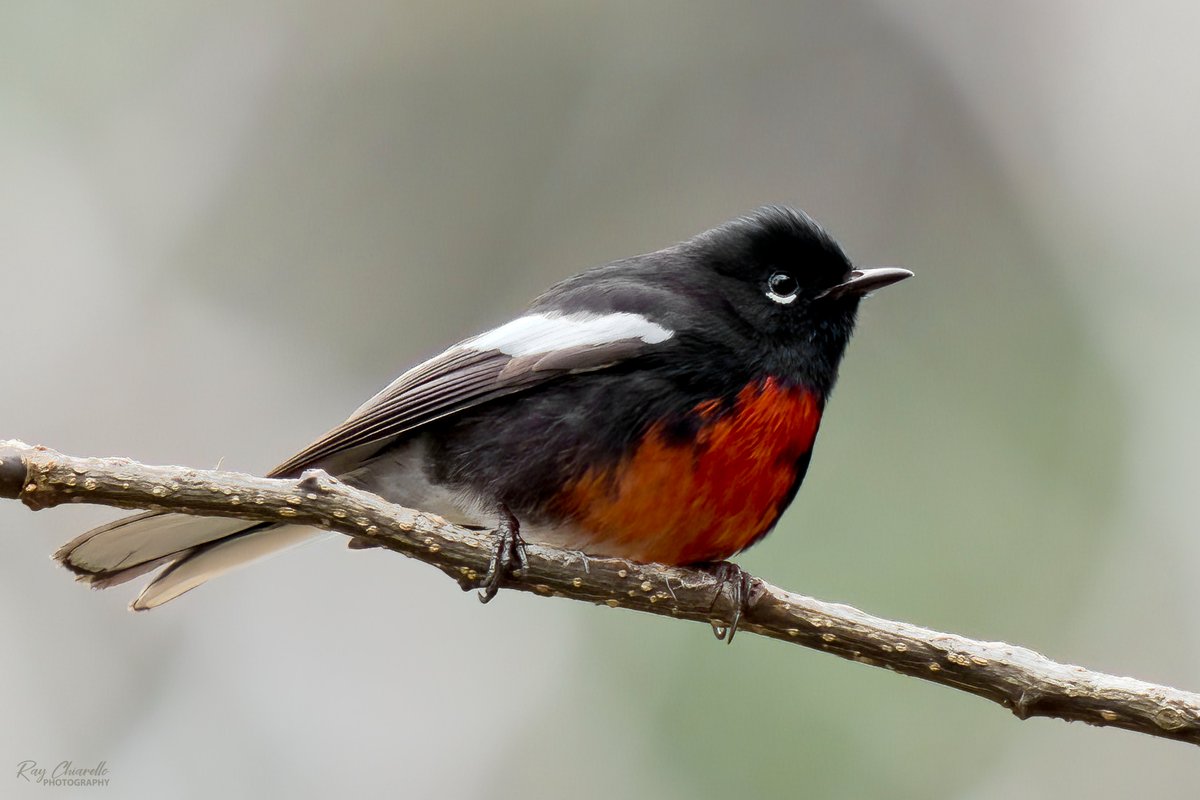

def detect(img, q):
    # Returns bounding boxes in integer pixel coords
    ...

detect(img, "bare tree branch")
[3,439,1198,746]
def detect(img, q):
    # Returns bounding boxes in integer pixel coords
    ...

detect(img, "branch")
[3,440,1199,746]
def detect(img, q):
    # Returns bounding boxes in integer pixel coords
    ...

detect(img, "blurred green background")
[4,2,1199,797]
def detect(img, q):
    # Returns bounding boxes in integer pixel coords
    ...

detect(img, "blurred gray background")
[3,2,1199,797]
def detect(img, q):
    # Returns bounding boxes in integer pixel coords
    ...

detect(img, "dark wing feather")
[268,335,658,478]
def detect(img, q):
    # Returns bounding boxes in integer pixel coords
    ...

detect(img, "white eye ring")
[766,272,799,304]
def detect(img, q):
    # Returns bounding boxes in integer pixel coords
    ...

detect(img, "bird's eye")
[766,272,799,304]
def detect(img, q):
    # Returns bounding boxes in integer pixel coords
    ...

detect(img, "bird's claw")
[706,561,759,644]
[478,505,526,603]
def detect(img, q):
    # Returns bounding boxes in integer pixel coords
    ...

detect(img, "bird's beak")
[816,267,913,301]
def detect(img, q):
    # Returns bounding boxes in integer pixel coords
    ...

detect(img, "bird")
[55,206,911,626]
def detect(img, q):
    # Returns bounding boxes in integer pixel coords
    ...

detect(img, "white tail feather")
[57,512,328,609]
[131,526,326,610]
[59,513,256,575]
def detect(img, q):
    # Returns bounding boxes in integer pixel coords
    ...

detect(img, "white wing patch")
[465,311,673,356]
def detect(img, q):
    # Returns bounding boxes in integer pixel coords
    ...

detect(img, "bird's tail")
[55,512,322,610]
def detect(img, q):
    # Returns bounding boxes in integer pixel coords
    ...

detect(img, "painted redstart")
[56,206,911,628]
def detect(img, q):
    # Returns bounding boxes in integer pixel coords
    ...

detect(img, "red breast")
[555,377,822,564]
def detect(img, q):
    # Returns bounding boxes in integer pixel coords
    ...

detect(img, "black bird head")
[675,206,911,394]
[533,206,911,397]
[693,206,909,335]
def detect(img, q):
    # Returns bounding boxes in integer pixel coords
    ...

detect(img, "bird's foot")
[478,504,527,603]
[705,561,760,644]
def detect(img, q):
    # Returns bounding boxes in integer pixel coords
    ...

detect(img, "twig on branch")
[2,439,1199,746]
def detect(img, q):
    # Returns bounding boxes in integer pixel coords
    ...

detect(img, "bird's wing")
[268,310,675,477]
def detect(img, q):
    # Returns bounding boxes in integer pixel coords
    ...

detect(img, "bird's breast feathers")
[546,377,822,563]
